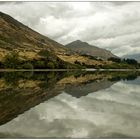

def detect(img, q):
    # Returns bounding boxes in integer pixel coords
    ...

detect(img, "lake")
[0,70,139,138]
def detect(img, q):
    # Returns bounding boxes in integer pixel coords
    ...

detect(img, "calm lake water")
[0,71,140,138]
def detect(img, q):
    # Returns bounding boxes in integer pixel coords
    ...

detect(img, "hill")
[0,11,82,69]
[0,11,67,54]
[65,40,117,60]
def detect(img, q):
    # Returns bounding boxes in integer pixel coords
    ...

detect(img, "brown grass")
[57,54,112,66]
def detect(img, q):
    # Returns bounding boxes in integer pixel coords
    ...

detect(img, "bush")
[123,58,138,65]
[108,57,121,63]
[74,60,81,65]
[34,60,46,69]
[22,63,33,69]
[38,50,51,57]
[47,62,55,69]
[3,51,20,69]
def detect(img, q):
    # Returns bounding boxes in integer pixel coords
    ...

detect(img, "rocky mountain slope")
[0,12,67,55]
[65,40,117,60]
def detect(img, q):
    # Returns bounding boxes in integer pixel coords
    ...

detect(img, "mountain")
[0,11,80,69]
[65,40,117,60]
[123,53,140,62]
[0,11,113,69]
[0,11,115,69]
[0,11,138,69]
[0,11,67,54]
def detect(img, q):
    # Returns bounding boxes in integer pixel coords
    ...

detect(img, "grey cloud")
[0,2,24,5]
[110,2,130,6]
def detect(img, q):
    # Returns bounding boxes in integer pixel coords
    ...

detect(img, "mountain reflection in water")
[0,70,139,138]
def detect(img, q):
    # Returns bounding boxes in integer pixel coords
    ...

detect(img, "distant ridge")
[65,40,118,60]
[123,53,140,62]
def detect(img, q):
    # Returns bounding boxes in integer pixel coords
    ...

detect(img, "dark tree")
[108,57,121,63]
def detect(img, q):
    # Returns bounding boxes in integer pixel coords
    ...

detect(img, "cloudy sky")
[0,2,140,57]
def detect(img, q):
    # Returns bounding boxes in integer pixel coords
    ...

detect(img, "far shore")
[0,69,140,72]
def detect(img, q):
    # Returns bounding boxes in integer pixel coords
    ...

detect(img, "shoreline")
[0,69,140,72]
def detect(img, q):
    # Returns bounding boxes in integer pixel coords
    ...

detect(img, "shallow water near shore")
[0,70,139,138]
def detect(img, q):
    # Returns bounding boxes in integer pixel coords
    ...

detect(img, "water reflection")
[0,71,139,138]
